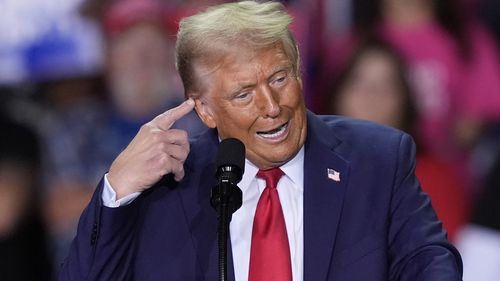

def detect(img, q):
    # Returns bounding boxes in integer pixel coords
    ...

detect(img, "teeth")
[258,123,287,139]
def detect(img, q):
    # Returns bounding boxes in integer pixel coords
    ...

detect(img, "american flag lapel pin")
[327,168,341,182]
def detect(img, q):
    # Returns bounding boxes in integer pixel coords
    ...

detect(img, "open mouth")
[256,122,289,139]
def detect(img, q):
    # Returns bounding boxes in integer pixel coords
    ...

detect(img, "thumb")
[152,99,195,130]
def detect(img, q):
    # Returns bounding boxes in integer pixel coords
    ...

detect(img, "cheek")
[279,83,305,114]
[213,106,257,134]
[288,81,304,102]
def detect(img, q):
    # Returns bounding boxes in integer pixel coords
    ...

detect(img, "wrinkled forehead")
[190,43,291,95]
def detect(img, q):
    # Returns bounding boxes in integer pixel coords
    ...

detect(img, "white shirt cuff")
[102,173,141,208]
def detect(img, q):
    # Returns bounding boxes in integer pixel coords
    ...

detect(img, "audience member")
[39,77,108,267]
[0,112,52,281]
[325,38,469,240]
[327,0,500,182]
[42,0,206,270]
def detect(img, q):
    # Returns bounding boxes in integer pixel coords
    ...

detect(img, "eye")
[232,90,253,103]
[276,76,287,83]
[235,92,249,99]
[270,71,289,87]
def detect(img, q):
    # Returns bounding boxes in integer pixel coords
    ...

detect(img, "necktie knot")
[256,167,284,190]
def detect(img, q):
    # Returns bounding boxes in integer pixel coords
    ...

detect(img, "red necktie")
[248,168,292,281]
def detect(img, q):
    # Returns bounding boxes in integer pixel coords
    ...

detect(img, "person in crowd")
[325,37,469,241]
[42,0,206,269]
[60,2,462,280]
[0,113,52,281]
[326,0,500,188]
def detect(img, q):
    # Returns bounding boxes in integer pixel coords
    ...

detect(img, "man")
[60,1,462,280]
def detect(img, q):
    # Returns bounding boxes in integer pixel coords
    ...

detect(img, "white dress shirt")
[230,147,304,281]
[102,147,305,281]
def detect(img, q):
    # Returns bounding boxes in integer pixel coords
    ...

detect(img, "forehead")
[110,23,169,48]
[193,43,292,93]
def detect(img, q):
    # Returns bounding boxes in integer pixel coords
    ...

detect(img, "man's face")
[193,43,307,169]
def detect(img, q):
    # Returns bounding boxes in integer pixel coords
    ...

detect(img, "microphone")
[216,138,245,185]
[211,138,245,214]
[211,138,245,281]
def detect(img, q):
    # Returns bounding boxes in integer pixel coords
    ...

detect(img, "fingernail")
[186,98,194,106]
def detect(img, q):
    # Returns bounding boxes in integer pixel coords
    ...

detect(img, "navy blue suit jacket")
[60,112,462,280]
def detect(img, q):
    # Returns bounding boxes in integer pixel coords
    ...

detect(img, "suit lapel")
[303,112,350,281]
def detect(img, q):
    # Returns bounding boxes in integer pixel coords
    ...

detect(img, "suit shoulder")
[317,115,414,158]
[320,115,407,140]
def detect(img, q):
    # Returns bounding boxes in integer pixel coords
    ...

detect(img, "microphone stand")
[211,174,242,281]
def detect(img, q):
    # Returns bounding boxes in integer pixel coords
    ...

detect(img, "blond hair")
[175,1,300,96]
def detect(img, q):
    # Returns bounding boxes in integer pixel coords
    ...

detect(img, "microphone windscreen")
[216,138,245,173]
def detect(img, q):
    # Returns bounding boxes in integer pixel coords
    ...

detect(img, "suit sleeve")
[58,178,141,280]
[388,133,463,281]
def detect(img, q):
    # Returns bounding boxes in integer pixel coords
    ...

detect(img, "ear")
[193,97,217,128]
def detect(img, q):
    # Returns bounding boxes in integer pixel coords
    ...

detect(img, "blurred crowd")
[0,0,499,280]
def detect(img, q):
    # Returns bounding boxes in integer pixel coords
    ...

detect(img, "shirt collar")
[280,146,304,189]
[239,146,305,193]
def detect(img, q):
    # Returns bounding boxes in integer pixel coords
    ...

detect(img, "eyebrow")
[227,83,255,99]
[270,63,292,74]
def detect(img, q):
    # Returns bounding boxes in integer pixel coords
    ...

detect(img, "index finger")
[152,98,195,130]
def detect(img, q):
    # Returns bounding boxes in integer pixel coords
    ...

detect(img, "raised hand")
[107,99,195,199]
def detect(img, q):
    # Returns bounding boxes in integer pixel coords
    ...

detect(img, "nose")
[257,85,280,118]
